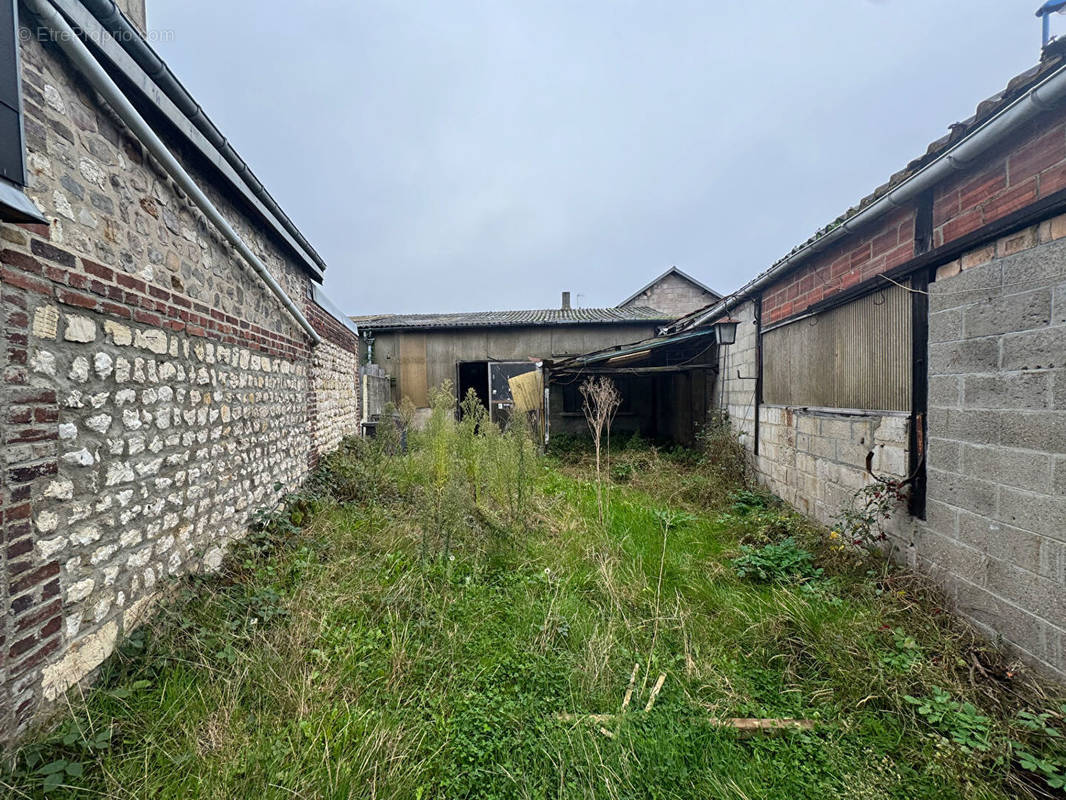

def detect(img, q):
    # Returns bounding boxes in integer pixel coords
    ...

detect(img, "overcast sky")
[148,1,1047,315]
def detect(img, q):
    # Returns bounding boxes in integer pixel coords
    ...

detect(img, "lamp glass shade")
[714,320,738,346]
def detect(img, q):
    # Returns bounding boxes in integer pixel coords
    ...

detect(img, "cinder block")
[960,443,1053,492]
[809,436,836,460]
[963,372,1050,410]
[1001,326,1066,371]
[999,410,1066,454]
[964,288,1052,338]
[1000,236,1066,288]
[819,418,853,441]
[873,415,908,445]
[929,338,1000,375]
[924,498,960,539]
[836,439,870,468]
[929,375,963,408]
[955,508,994,551]
[926,467,998,517]
[871,443,907,476]
[927,437,962,472]
[913,527,988,585]
[930,307,965,343]
[1052,282,1066,326]
[927,407,1002,446]
[796,452,818,475]
[929,261,1002,313]
[953,580,1044,655]
[999,486,1066,541]
[985,559,1066,628]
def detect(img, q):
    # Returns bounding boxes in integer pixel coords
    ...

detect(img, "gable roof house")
[617,266,720,317]
[357,291,675,431]
[1,0,361,743]
[568,43,1066,680]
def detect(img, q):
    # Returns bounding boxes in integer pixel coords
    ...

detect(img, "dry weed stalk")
[580,376,622,525]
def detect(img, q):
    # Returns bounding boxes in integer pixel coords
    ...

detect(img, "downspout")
[74,0,327,277]
[753,296,762,460]
[671,58,1066,334]
[23,0,322,345]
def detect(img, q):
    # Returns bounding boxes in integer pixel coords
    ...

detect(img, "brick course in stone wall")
[1,24,360,743]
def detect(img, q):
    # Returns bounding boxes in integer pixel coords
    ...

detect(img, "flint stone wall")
[0,20,359,744]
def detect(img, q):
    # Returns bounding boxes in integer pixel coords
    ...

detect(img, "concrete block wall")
[712,299,757,446]
[916,219,1066,680]
[0,21,359,743]
[757,405,910,530]
[623,271,718,317]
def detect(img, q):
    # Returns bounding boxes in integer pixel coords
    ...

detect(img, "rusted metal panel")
[762,285,912,411]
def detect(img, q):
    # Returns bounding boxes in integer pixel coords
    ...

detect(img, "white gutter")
[673,59,1066,333]
[23,0,322,345]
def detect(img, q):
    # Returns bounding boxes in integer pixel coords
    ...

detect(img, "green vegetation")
[4,397,1064,799]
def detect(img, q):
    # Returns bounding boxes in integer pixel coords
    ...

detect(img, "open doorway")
[457,361,489,417]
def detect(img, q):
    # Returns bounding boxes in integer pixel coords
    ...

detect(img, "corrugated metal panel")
[763,285,912,411]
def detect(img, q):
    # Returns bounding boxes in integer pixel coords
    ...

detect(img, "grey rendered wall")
[918,231,1066,680]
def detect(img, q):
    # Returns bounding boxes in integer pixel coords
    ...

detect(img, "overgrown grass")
[4,407,1064,799]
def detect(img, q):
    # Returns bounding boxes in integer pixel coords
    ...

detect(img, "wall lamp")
[713,317,740,346]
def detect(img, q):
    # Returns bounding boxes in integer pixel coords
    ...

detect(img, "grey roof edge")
[617,267,722,307]
[356,307,674,332]
[666,48,1066,335]
[52,0,327,281]
[311,285,360,337]
[549,327,717,370]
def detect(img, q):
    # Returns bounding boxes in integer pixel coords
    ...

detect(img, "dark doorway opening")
[457,361,489,417]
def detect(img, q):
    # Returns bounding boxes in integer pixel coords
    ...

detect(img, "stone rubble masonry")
[1,26,359,743]
[622,271,718,317]
[919,219,1066,681]
[307,298,361,459]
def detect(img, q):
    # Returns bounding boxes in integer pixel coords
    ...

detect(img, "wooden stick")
[621,662,640,713]
[558,711,816,735]
[643,673,666,712]
[708,718,815,733]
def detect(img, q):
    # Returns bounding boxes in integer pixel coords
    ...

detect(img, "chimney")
[561,291,571,310]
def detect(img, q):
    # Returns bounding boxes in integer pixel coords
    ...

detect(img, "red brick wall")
[762,208,914,325]
[761,105,1066,327]
[934,112,1066,249]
